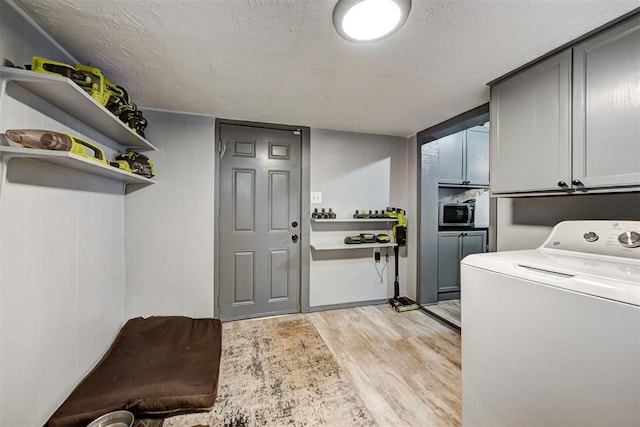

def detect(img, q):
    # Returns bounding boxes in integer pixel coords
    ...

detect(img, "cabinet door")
[490,50,572,193]
[465,127,490,186]
[573,15,640,189]
[461,231,487,259]
[438,132,465,184]
[438,232,462,292]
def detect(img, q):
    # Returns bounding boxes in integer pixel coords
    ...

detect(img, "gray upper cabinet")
[573,15,640,189]
[490,14,639,195]
[490,50,572,194]
[439,127,489,186]
[465,127,490,186]
[438,132,466,184]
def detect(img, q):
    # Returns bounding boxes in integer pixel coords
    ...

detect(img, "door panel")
[233,251,255,304]
[461,232,486,259]
[234,169,255,231]
[438,232,461,292]
[490,50,572,193]
[269,249,289,300]
[438,132,465,184]
[270,171,290,231]
[573,15,640,188]
[465,129,490,186]
[219,123,301,320]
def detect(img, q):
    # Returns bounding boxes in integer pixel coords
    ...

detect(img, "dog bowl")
[86,410,134,427]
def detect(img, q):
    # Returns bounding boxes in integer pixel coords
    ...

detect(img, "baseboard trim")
[306,299,388,313]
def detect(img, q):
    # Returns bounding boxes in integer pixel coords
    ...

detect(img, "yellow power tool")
[5,129,108,165]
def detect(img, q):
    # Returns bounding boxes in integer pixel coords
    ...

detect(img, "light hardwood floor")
[307,304,461,426]
[422,299,461,329]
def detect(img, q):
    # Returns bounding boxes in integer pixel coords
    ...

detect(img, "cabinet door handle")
[571,179,584,186]
[557,181,568,188]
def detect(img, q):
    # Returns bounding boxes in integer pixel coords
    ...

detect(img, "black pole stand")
[388,245,419,312]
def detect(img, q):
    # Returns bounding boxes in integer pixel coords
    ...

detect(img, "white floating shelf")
[0,67,156,151]
[310,242,397,251]
[311,218,397,223]
[0,145,156,185]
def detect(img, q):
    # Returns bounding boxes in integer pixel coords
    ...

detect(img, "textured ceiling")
[13,0,640,137]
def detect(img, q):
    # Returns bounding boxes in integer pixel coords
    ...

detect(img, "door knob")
[291,234,299,243]
[291,221,298,228]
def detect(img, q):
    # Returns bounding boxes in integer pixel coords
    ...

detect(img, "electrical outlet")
[311,192,322,204]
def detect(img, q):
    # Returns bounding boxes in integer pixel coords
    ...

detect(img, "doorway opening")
[214,119,311,321]
[416,104,494,331]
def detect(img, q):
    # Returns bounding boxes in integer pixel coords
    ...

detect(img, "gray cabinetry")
[490,14,640,196]
[465,127,490,186]
[438,230,487,295]
[573,15,640,189]
[490,50,572,194]
[439,127,489,186]
[438,132,465,184]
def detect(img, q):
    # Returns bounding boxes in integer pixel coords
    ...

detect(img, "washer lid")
[462,250,640,306]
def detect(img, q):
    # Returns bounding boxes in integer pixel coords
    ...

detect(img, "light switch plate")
[311,192,322,204]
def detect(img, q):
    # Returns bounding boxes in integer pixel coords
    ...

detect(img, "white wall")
[497,192,640,251]
[0,1,127,424]
[124,109,215,318]
[309,129,409,307]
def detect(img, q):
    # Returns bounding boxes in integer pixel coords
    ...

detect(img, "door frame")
[214,118,311,319]
[415,103,493,306]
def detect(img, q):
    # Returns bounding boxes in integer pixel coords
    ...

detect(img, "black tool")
[389,245,419,312]
[376,233,390,243]
[344,235,363,244]
[360,233,376,243]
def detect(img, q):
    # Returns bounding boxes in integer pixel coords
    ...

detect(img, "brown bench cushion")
[47,316,222,427]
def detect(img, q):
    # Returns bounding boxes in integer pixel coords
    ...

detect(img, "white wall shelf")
[0,145,155,206]
[311,218,397,223]
[0,67,156,151]
[311,241,396,251]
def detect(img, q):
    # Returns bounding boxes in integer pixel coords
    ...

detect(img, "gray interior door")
[218,123,301,320]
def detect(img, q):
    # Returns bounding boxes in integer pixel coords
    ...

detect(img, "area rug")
[163,316,375,427]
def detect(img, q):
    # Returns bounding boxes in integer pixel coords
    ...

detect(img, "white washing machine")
[461,220,640,427]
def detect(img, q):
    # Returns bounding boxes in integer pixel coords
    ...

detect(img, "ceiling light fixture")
[333,0,411,43]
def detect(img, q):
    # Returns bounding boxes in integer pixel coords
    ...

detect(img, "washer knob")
[583,231,599,242]
[618,231,640,248]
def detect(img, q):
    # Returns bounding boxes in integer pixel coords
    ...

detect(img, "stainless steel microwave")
[439,203,474,227]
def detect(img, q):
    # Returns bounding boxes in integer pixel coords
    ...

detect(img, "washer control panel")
[542,221,640,259]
